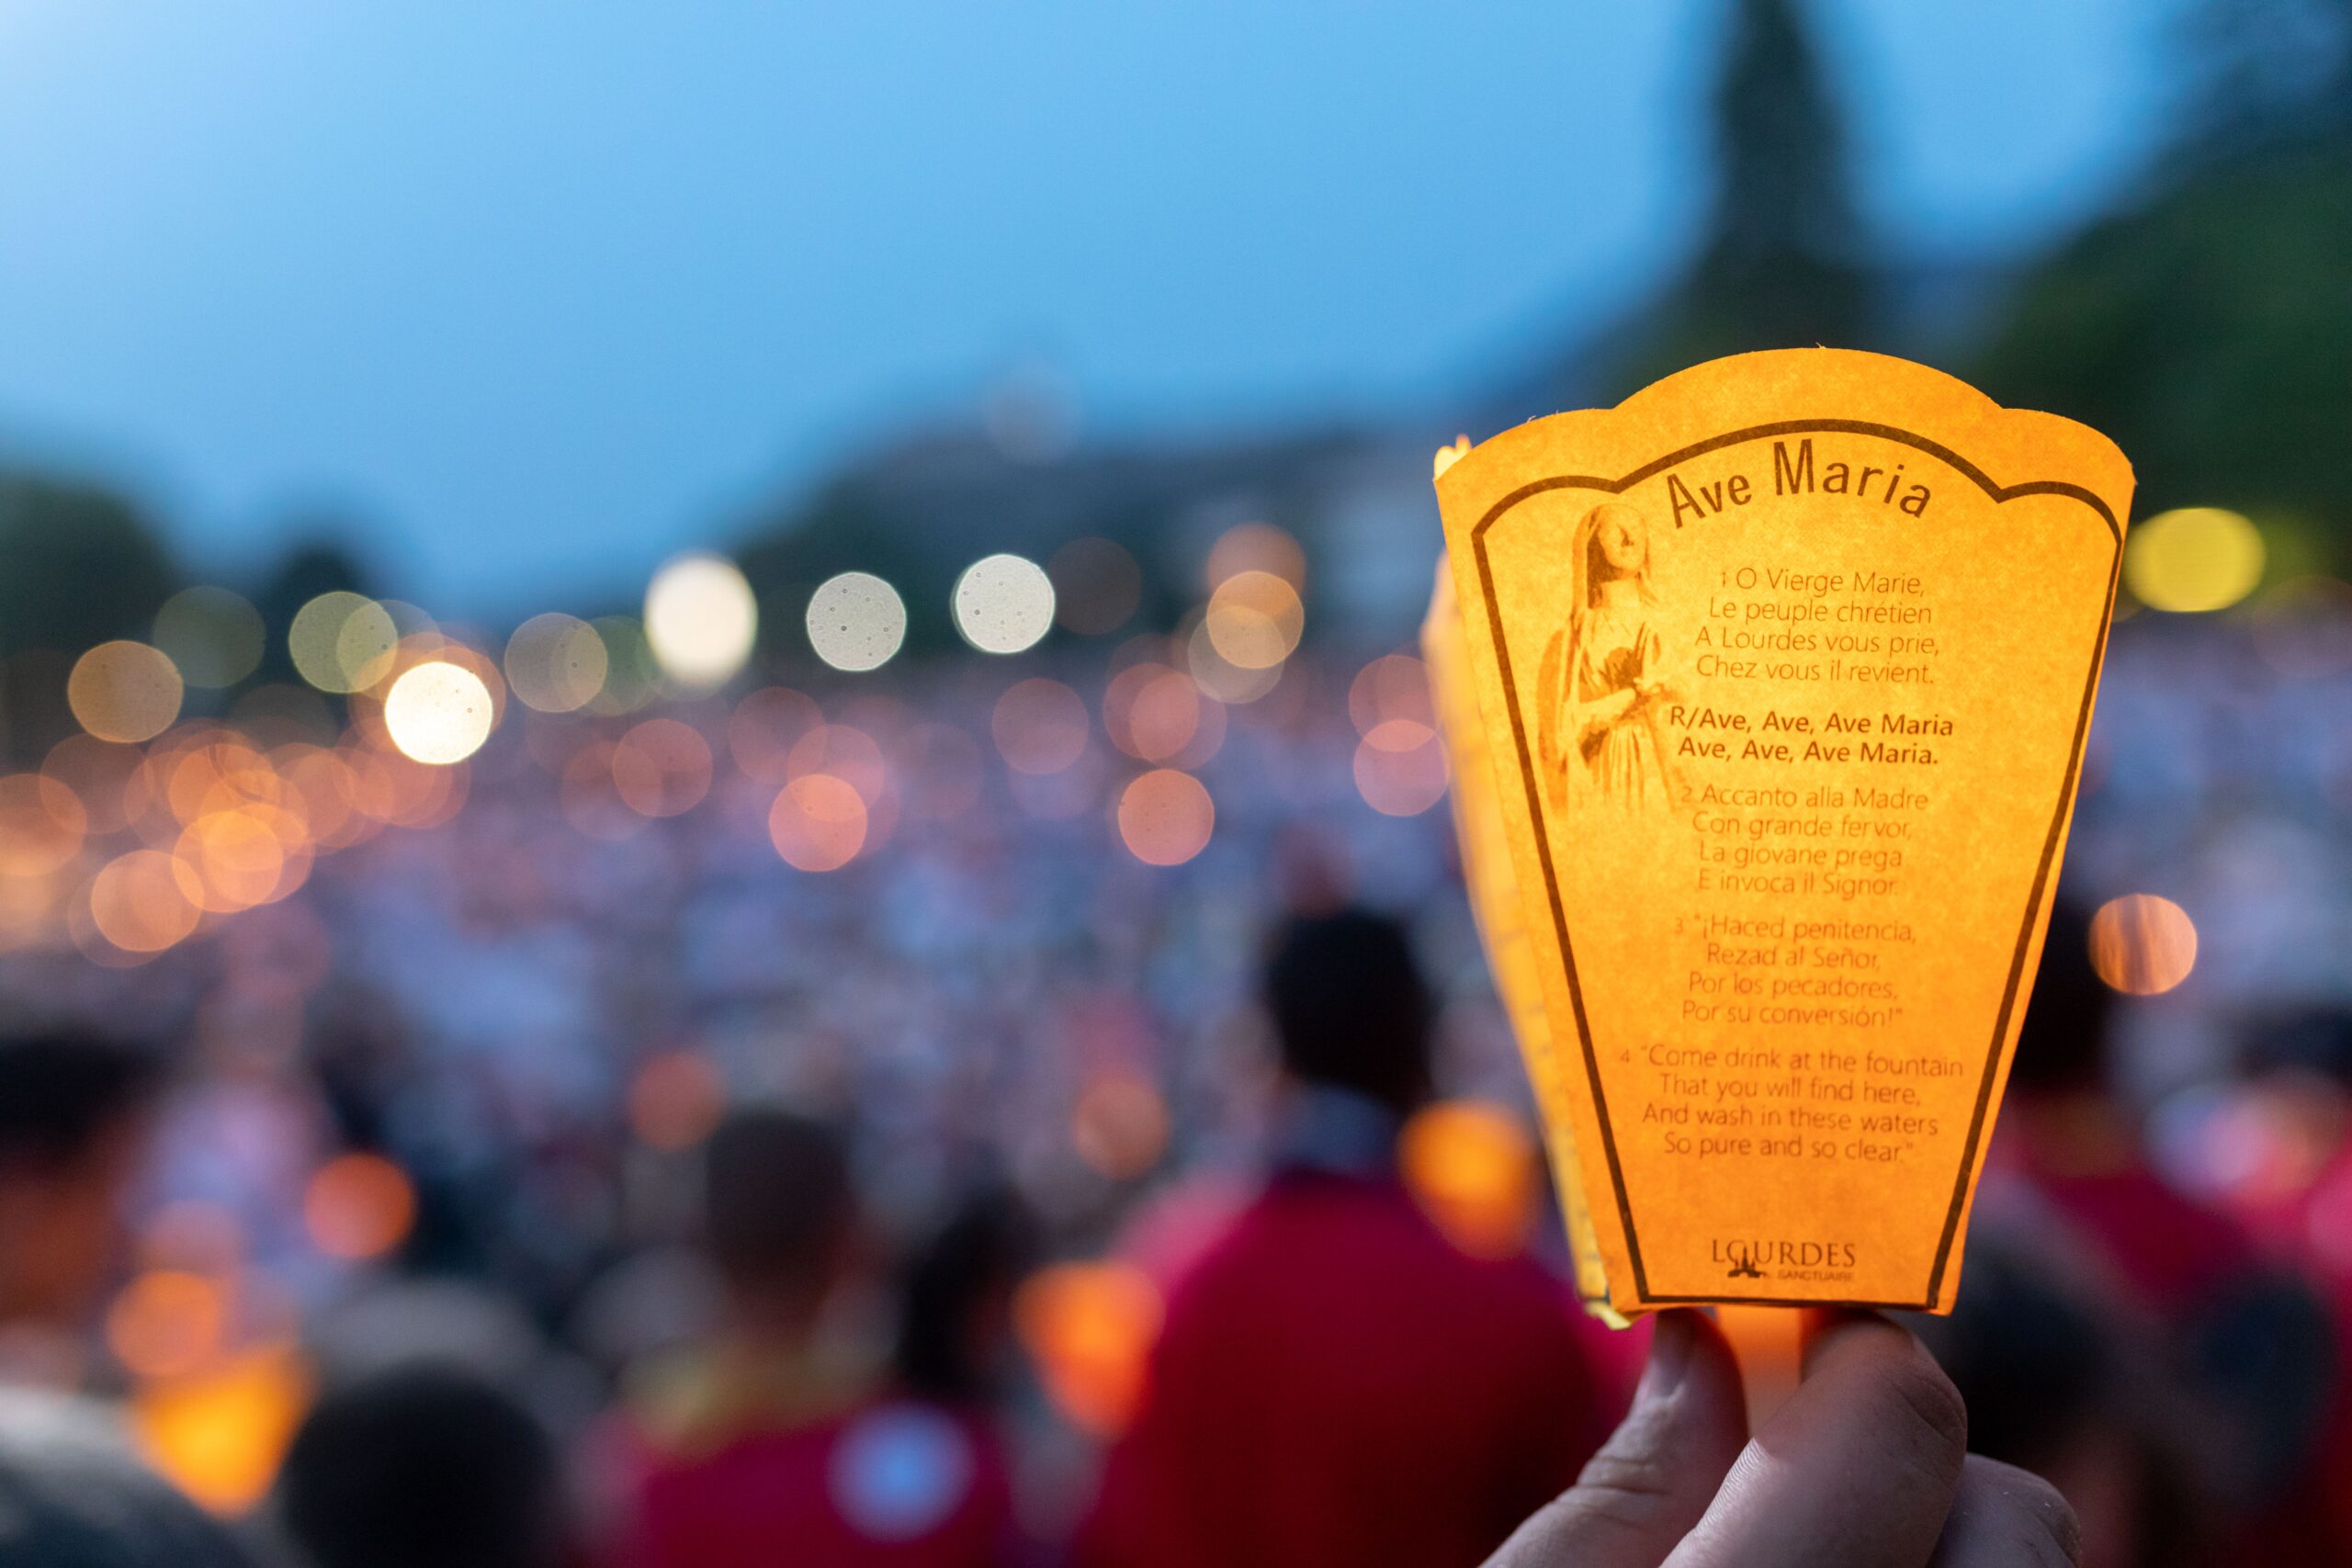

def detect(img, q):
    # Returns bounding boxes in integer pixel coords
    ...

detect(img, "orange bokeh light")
[1204,521,1306,592]
[786,724,890,806]
[768,773,869,872]
[613,717,715,818]
[41,736,144,835]
[993,679,1090,776]
[303,1153,417,1262]
[628,1050,728,1151]
[1013,1262,1163,1438]
[0,773,86,877]
[130,1344,312,1516]
[1115,771,1214,866]
[107,1269,230,1381]
[87,850,204,953]
[1399,1100,1540,1260]
[1071,1074,1170,1181]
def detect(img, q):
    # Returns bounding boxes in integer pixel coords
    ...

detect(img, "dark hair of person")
[0,1032,160,1172]
[1262,908,1432,1113]
[894,1188,1039,1404]
[2007,900,2113,1094]
[275,1363,564,1568]
[701,1107,855,1293]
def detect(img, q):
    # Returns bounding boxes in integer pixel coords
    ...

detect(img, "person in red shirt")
[611,1108,1016,1568]
[1077,908,1615,1568]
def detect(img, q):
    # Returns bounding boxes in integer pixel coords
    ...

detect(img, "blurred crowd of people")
[0,605,2346,1566]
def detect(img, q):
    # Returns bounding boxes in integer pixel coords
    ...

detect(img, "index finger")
[1668,1311,1968,1568]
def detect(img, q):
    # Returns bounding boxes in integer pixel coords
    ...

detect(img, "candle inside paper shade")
[1716,1304,1802,1427]
[1430,349,2132,1318]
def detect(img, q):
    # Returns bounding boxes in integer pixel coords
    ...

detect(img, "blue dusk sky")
[0,1,2177,615]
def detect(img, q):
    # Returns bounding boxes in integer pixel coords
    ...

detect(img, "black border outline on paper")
[1467,417,2121,1311]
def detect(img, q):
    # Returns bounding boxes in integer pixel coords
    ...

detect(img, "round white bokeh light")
[645,553,759,687]
[807,572,909,672]
[951,554,1056,655]
[383,660,494,765]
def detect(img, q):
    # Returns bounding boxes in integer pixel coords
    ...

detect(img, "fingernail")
[1634,1309,1693,1403]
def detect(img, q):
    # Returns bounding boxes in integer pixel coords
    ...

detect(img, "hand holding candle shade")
[1429,350,2132,1327]
[1485,1308,2079,1568]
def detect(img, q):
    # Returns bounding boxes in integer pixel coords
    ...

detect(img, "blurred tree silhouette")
[0,470,179,660]
[1973,0,2352,563]
[1598,0,1883,399]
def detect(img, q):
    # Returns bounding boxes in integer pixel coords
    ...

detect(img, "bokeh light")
[0,773,87,876]
[1048,537,1142,636]
[42,737,142,835]
[2123,507,2265,613]
[1185,619,1283,704]
[1348,654,1437,742]
[107,1269,229,1381]
[628,1050,728,1151]
[1399,1101,1540,1259]
[786,724,890,807]
[612,717,714,818]
[729,686,826,781]
[1204,521,1306,592]
[1128,671,1199,764]
[1115,770,1214,866]
[585,617,662,715]
[153,587,265,689]
[69,641,185,742]
[130,1345,311,1516]
[2087,894,2199,996]
[382,661,494,765]
[992,679,1090,775]
[1013,1262,1162,1438]
[504,612,609,713]
[288,592,399,694]
[807,572,908,672]
[768,773,869,872]
[645,552,759,687]
[1203,570,1305,670]
[953,554,1057,654]
[1353,724,1450,816]
[87,850,204,953]
[1072,1073,1170,1180]
[304,1152,417,1261]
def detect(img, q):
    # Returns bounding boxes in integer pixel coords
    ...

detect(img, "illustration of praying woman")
[1535,501,1681,812]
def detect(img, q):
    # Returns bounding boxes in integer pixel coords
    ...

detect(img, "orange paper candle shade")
[1432,349,2132,1316]
[1422,566,1619,1323]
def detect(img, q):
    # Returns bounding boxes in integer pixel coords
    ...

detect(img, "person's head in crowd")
[0,1390,254,1567]
[274,1362,567,1568]
[2008,900,2112,1098]
[703,1106,859,1337]
[0,1032,160,1330]
[1263,908,1432,1116]
[893,1187,1039,1406]
[1918,1240,2205,1568]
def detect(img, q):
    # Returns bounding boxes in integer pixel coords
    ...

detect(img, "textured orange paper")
[1422,564,1620,1322]
[1434,349,2131,1314]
